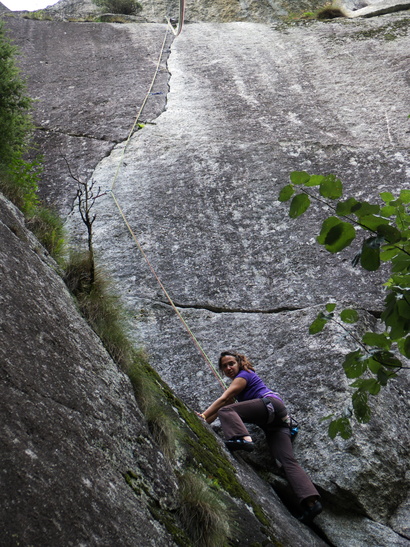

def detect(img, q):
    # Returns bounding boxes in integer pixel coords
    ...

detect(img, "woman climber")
[197,350,322,524]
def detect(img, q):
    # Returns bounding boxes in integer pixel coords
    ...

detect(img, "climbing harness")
[107,6,226,391]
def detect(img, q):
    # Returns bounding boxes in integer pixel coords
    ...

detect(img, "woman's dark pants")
[218,397,320,505]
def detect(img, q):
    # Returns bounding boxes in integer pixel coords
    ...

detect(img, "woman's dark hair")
[218,351,255,372]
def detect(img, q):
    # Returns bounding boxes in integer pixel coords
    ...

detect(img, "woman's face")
[220,355,240,379]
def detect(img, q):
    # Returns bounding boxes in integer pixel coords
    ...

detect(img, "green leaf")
[367,357,382,374]
[350,377,381,395]
[342,350,367,378]
[362,332,390,349]
[305,174,324,187]
[290,171,310,185]
[352,390,371,423]
[320,413,334,422]
[328,417,352,440]
[317,217,356,253]
[336,197,360,216]
[398,335,410,358]
[391,254,410,273]
[380,191,395,203]
[353,202,380,219]
[340,308,359,323]
[360,238,381,271]
[289,193,310,218]
[399,189,410,203]
[376,224,402,243]
[380,205,396,217]
[319,175,343,199]
[380,246,400,261]
[325,303,336,312]
[359,214,389,231]
[377,368,391,386]
[278,184,294,202]
[373,351,402,370]
[390,317,410,341]
[309,313,327,334]
[397,298,410,319]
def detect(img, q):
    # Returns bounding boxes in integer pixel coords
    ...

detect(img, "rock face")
[1,192,329,546]
[43,0,326,22]
[3,18,171,215]
[0,194,178,546]
[2,6,410,547]
[336,0,410,17]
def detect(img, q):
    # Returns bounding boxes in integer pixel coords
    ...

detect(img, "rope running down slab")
[108,22,226,390]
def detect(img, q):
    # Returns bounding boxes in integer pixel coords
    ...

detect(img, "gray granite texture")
[2,9,410,546]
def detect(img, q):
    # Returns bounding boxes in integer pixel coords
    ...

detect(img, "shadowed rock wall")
[0,195,179,546]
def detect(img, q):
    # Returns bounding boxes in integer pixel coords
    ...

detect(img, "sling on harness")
[262,397,299,441]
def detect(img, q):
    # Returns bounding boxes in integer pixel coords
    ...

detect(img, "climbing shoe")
[225,439,255,453]
[298,500,323,524]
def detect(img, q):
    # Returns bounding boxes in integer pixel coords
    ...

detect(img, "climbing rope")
[108,14,226,391]
[166,0,186,37]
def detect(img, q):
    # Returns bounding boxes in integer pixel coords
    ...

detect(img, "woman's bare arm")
[200,377,246,423]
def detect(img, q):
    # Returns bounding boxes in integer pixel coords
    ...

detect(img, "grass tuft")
[63,251,134,368]
[26,206,66,263]
[127,355,180,459]
[178,471,231,547]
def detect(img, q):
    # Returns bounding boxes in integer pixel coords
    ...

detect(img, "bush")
[0,21,40,214]
[93,0,142,15]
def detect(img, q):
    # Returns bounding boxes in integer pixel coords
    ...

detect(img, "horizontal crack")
[158,300,303,314]
[35,125,119,143]
[158,300,384,317]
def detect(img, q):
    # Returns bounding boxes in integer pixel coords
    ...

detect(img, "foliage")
[285,3,342,21]
[0,21,68,265]
[22,10,53,21]
[177,471,231,547]
[127,355,180,460]
[0,22,32,162]
[279,170,410,438]
[92,0,142,15]
[0,21,40,215]
[63,251,134,367]
[26,205,66,262]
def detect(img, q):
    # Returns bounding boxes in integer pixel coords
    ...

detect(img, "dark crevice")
[368,309,383,319]
[158,299,304,314]
[35,125,119,143]
[158,300,384,317]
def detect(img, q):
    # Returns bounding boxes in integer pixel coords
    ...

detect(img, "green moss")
[149,501,193,547]
[22,10,53,20]
[123,469,152,498]
[127,360,275,535]
[351,18,410,41]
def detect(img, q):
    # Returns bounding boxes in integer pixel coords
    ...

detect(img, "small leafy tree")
[279,170,410,438]
[0,21,40,214]
[92,0,142,15]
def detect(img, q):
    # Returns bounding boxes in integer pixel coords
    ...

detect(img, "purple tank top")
[235,370,282,402]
